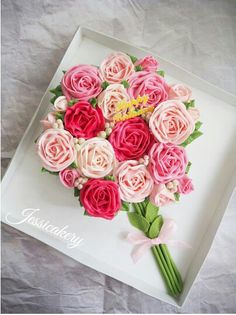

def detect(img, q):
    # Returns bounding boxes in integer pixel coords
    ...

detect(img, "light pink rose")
[115,160,154,203]
[77,137,116,178]
[135,55,159,72]
[149,100,195,144]
[37,129,76,172]
[61,65,102,101]
[177,175,194,194]
[97,84,130,121]
[188,107,200,122]
[54,96,68,112]
[168,83,192,102]
[148,142,188,184]
[150,184,175,207]
[100,52,135,84]
[128,71,169,107]
[59,168,80,188]
[40,112,56,130]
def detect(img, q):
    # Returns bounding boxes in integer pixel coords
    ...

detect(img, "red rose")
[64,101,105,139]
[109,117,151,161]
[80,179,121,220]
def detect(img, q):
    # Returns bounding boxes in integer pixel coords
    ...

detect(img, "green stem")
[151,246,176,296]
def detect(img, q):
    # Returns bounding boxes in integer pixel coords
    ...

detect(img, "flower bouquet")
[36,51,202,297]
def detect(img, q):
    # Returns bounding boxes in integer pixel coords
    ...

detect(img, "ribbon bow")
[127,218,191,263]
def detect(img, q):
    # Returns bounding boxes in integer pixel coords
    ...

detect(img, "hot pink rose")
[80,179,121,220]
[59,168,80,188]
[37,129,76,172]
[100,52,135,84]
[149,100,195,145]
[40,112,56,130]
[116,160,154,203]
[128,71,169,106]
[61,65,102,101]
[64,101,105,139]
[150,184,175,207]
[109,117,151,161]
[168,83,192,102]
[135,55,159,72]
[97,84,130,121]
[149,142,188,184]
[177,175,194,194]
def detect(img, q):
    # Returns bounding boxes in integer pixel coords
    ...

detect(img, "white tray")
[2,26,236,307]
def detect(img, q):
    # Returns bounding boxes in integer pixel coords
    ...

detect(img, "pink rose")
[37,129,76,172]
[149,100,195,145]
[77,138,116,178]
[150,184,175,207]
[97,84,130,121]
[54,96,68,112]
[135,55,159,72]
[40,112,56,130]
[61,65,102,101]
[128,71,169,106]
[168,83,192,102]
[100,52,135,84]
[80,179,121,220]
[109,117,151,161]
[188,107,200,122]
[116,160,154,203]
[178,175,194,194]
[59,168,80,188]
[64,101,105,139]
[149,142,188,184]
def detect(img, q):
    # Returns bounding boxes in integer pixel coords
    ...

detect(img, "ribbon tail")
[131,242,152,263]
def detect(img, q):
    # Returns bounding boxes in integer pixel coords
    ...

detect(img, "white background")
[2,0,236,313]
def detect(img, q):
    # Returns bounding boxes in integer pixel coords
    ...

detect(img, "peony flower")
[77,137,116,178]
[177,175,194,194]
[150,184,175,207]
[59,168,80,188]
[40,112,56,130]
[128,71,169,107]
[149,142,188,184]
[53,96,68,112]
[109,117,151,161]
[61,65,102,101]
[135,55,159,72]
[100,52,135,84]
[97,84,130,121]
[80,179,121,220]
[64,101,105,139]
[168,83,192,102]
[149,100,195,145]
[37,129,76,172]
[116,160,154,203]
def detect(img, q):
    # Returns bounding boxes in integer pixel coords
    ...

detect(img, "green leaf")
[127,212,150,233]
[135,65,142,72]
[74,187,80,197]
[68,99,78,106]
[195,121,202,130]
[174,192,180,201]
[62,70,66,74]
[104,175,115,181]
[128,54,138,64]
[121,80,130,88]
[70,161,78,169]
[84,210,90,216]
[145,201,159,223]
[41,167,59,175]
[101,81,109,90]
[89,98,97,108]
[185,161,192,174]
[181,130,203,147]
[157,70,165,77]
[184,99,195,109]
[121,201,130,211]
[148,215,164,239]
[49,85,63,104]
[55,112,65,121]
[50,95,57,105]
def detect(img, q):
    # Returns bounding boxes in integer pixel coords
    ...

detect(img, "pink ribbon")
[127,218,191,263]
